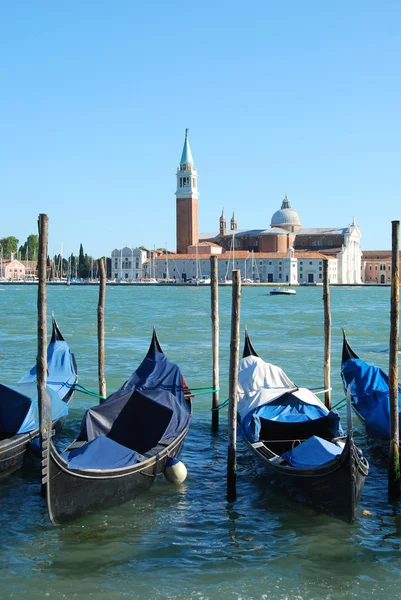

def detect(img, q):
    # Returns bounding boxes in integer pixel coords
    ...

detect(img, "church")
[175,130,362,285]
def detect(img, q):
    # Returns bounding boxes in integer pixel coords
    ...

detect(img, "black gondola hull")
[0,432,32,478]
[46,427,189,524]
[246,436,368,523]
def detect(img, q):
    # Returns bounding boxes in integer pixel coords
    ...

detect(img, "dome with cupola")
[270,195,301,232]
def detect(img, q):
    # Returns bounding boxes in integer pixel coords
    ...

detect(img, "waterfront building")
[200,197,361,284]
[146,247,337,284]
[3,257,26,281]
[111,247,147,281]
[360,250,401,284]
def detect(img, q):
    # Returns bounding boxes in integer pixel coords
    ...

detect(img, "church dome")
[270,195,301,231]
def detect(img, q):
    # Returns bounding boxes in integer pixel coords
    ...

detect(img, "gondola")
[0,316,78,477]
[238,331,369,523]
[41,330,192,525]
[341,330,401,439]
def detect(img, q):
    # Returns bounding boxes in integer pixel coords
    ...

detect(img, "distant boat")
[270,287,296,296]
[238,331,369,523]
[0,316,78,477]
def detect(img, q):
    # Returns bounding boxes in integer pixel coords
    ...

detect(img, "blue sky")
[0,0,399,258]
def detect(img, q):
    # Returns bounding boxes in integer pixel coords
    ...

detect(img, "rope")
[332,397,347,410]
[188,388,220,398]
[211,398,229,411]
[72,383,106,401]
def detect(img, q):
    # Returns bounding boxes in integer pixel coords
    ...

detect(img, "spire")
[219,208,226,236]
[180,128,194,165]
[281,194,290,209]
[230,211,238,231]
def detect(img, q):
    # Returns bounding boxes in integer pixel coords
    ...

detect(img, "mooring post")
[98,257,107,400]
[388,220,400,501]
[323,258,332,409]
[37,213,51,490]
[210,255,220,431]
[227,269,241,502]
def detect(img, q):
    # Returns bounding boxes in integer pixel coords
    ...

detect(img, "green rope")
[190,388,220,397]
[73,383,106,401]
[211,398,230,411]
[332,397,347,410]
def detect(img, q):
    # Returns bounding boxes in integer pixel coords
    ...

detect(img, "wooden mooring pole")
[322,258,332,409]
[37,213,51,490]
[227,269,241,502]
[210,255,220,431]
[98,257,107,400]
[388,220,400,501]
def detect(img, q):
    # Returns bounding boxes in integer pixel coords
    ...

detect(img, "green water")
[0,284,400,600]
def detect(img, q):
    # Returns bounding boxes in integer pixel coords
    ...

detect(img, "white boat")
[270,287,296,296]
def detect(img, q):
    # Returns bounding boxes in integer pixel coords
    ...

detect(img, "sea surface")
[0,283,400,600]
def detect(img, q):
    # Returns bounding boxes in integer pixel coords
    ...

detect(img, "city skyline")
[1,1,399,258]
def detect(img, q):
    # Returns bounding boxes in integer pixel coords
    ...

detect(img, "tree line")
[0,235,111,279]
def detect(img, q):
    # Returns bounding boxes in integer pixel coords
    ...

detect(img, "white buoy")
[164,457,187,483]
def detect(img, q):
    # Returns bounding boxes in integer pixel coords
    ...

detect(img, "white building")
[111,247,147,281]
[146,248,338,284]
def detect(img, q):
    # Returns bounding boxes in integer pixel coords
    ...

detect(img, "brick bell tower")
[176,129,199,254]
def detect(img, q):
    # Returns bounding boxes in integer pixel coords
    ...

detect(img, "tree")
[0,236,19,259]
[19,234,39,261]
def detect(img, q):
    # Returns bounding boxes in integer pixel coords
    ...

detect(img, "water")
[0,284,400,600]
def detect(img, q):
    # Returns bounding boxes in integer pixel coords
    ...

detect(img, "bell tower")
[176,129,199,254]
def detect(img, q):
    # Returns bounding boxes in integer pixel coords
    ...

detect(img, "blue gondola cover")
[282,436,342,468]
[0,382,68,434]
[0,330,76,436]
[80,341,191,457]
[342,358,401,439]
[19,337,77,395]
[61,436,140,470]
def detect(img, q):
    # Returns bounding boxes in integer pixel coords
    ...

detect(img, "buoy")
[164,457,187,483]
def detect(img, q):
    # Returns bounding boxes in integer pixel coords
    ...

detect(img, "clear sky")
[0,0,400,258]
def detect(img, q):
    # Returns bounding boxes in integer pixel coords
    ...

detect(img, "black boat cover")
[80,343,191,456]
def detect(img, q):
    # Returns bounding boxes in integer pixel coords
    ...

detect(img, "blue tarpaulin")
[61,435,140,470]
[80,338,191,458]
[19,338,77,396]
[0,382,69,434]
[282,435,342,468]
[0,334,76,435]
[241,395,340,442]
[342,358,401,439]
